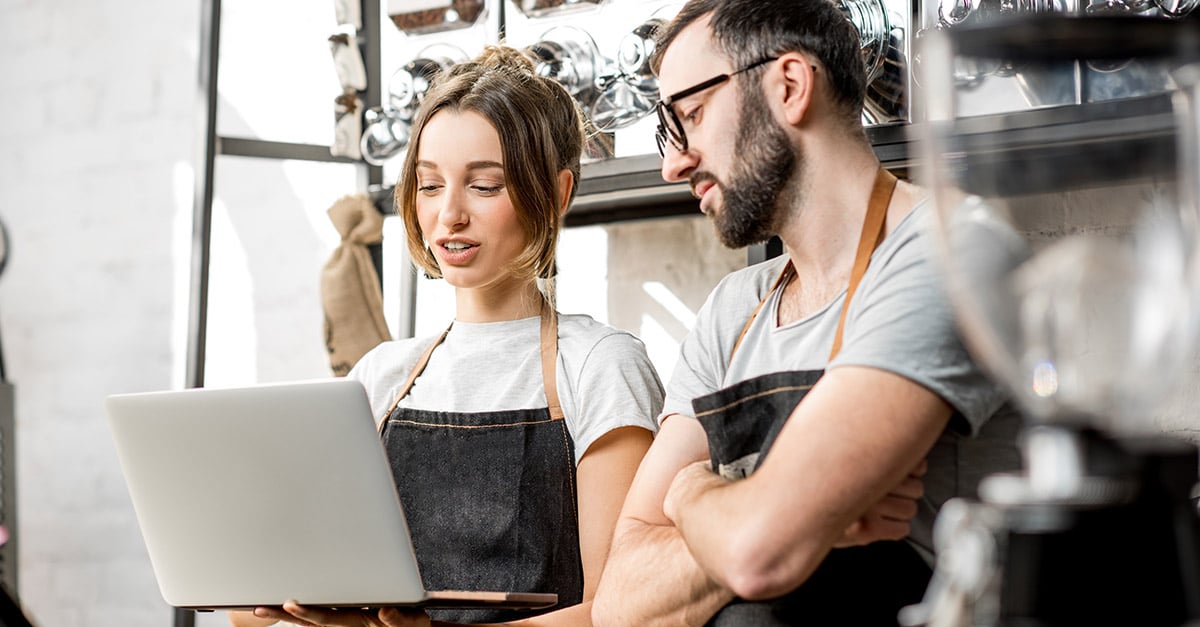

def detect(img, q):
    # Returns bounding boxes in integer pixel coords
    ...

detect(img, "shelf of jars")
[349,0,1196,225]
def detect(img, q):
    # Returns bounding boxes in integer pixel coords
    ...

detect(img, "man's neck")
[772,141,912,325]
[777,150,883,286]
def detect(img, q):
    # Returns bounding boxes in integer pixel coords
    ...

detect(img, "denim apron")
[377,306,584,623]
[697,170,932,626]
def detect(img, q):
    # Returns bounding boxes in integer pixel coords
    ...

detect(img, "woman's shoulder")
[555,314,661,381]
[348,334,444,381]
[556,313,647,354]
[555,314,664,433]
[369,333,444,359]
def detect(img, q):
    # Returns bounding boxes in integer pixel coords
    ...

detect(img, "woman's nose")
[437,189,468,229]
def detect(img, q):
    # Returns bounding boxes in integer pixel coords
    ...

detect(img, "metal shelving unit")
[566,122,918,227]
[180,1,384,626]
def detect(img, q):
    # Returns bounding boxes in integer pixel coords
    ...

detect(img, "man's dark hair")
[651,0,866,125]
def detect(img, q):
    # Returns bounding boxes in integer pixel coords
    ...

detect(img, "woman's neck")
[453,279,543,323]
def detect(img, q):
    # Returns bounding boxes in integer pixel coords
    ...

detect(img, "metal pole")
[179,0,221,623]
[186,0,220,393]
[360,0,417,338]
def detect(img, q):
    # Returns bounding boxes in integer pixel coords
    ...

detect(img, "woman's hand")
[249,601,432,627]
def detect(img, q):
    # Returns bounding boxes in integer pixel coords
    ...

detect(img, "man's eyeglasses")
[654,56,778,157]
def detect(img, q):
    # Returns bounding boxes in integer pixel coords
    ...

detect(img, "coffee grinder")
[905,15,1200,627]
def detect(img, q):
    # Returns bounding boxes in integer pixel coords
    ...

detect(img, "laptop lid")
[106,379,556,611]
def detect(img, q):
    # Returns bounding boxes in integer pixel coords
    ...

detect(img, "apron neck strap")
[730,263,795,359]
[383,322,452,425]
[829,167,897,360]
[539,303,564,421]
[381,303,563,428]
[729,168,899,363]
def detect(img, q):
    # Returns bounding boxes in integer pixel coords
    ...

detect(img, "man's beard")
[711,83,797,249]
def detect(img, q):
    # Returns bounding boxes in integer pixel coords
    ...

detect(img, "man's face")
[719,72,797,248]
[657,16,797,248]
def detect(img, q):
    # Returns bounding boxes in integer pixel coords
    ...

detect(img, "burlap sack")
[321,194,392,376]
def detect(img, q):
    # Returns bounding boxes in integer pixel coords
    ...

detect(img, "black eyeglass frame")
[654,56,779,157]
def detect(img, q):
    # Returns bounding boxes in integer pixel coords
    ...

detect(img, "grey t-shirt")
[349,313,663,465]
[661,201,1022,560]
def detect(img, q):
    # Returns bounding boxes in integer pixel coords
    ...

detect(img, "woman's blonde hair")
[396,45,587,307]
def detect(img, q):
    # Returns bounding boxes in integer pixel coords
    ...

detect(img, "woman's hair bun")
[473,44,537,74]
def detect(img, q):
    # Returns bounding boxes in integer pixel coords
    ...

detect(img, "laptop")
[105,378,558,612]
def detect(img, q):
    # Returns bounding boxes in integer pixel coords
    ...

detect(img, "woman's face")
[415,109,529,294]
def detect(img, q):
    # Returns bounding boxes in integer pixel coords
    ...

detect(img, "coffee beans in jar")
[512,0,603,18]
[387,0,486,35]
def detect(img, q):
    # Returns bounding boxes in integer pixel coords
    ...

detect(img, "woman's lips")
[436,240,479,265]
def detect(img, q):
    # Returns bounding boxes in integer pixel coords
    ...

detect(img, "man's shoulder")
[710,254,791,304]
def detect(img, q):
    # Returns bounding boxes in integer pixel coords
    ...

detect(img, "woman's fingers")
[251,600,387,627]
[251,605,322,626]
[377,608,431,627]
[250,602,429,627]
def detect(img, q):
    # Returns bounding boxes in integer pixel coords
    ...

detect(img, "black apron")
[695,170,932,626]
[377,306,584,623]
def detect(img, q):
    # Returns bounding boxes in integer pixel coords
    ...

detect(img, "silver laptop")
[105,379,557,612]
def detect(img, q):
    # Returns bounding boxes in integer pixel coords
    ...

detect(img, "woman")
[232,45,662,627]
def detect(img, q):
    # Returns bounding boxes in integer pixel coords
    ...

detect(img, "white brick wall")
[0,0,201,624]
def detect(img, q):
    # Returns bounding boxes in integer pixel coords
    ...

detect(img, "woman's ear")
[557,169,574,218]
[777,53,817,126]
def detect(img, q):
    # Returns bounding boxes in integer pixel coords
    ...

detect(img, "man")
[592,0,1022,625]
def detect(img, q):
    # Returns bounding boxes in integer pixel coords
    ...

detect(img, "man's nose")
[660,143,698,183]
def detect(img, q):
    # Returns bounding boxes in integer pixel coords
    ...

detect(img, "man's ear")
[557,169,574,217]
[777,53,817,126]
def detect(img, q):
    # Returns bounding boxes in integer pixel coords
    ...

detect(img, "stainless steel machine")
[906,15,1200,627]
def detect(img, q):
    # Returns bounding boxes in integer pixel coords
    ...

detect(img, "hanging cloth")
[321,193,391,376]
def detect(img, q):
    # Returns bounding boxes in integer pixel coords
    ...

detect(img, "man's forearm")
[593,520,734,627]
[671,468,831,601]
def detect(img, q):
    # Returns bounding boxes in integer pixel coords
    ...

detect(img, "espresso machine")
[903,15,1200,627]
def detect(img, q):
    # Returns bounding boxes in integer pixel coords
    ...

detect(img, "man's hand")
[250,601,432,627]
[663,460,725,526]
[835,458,927,547]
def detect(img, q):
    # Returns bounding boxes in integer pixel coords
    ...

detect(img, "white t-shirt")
[348,313,663,464]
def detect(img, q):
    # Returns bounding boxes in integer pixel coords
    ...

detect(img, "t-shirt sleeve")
[831,220,1009,435]
[346,345,385,417]
[661,287,728,422]
[569,332,665,462]
[660,260,782,423]
[345,338,425,425]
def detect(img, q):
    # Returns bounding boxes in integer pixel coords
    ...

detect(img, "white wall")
[0,0,203,624]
